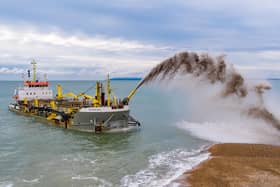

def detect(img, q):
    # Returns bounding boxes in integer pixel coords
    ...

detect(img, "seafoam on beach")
[120,146,210,187]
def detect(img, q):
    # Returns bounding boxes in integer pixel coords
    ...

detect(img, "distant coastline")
[0,77,142,81]
[2,78,280,81]
[110,77,141,81]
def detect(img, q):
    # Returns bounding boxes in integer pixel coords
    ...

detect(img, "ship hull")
[72,106,139,133]
[8,104,140,133]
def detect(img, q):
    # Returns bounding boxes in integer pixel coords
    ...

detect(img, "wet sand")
[175,143,280,187]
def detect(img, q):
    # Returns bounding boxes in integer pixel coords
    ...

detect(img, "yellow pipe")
[66,108,73,114]
[122,79,144,105]
[95,81,101,106]
[23,98,28,112]
[34,98,39,107]
[50,100,56,110]
[93,97,99,107]
[107,74,111,107]
[23,98,28,105]
[122,87,137,105]
[33,98,39,113]
[79,93,95,106]
[127,88,137,101]
[63,92,78,100]
[57,84,63,100]
[47,113,56,120]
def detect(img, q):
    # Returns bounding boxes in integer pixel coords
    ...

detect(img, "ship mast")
[31,59,37,82]
[107,74,111,106]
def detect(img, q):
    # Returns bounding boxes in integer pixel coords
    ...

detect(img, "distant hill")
[110,77,141,80]
[267,78,280,80]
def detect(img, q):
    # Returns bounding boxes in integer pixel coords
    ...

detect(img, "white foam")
[22,178,40,183]
[177,119,280,145]
[63,154,97,165]
[72,176,98,180]
[0,182,13,187]
[120,147,209,187]
[72,175,112,186]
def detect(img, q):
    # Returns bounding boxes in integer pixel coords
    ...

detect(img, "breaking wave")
[120,146,209,187]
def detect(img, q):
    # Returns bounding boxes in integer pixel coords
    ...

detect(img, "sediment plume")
[248,107,280,130]
[138,51,280,130]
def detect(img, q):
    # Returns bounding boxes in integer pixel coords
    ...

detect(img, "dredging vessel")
[8,61,140,133]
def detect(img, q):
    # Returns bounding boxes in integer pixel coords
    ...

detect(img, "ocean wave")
[120,147,209,187]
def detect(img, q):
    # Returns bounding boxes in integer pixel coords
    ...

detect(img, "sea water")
[0,80,279,186]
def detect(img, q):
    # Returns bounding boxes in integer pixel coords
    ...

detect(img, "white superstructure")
[15,85,53,101]
[13,60,53,101]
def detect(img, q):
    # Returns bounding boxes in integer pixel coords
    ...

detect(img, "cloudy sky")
[0,0,280,80]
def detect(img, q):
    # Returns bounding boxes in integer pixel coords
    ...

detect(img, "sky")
[0,0,280,80]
